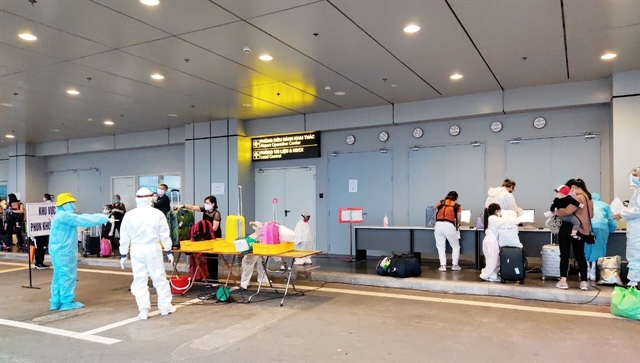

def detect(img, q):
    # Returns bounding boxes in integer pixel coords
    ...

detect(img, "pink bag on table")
[260,197,280,244]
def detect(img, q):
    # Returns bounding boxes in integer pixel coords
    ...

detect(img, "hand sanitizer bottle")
[383,214,389,227]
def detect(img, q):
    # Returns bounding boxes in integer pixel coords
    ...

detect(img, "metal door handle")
[284,210,291,217]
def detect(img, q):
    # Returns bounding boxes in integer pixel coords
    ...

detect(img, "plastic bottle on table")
[383,214,389,227]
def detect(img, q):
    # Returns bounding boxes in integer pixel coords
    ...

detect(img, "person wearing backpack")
[178,196,222,280]
[434,191,462,272]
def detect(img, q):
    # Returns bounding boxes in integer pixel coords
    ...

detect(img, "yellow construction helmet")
[56,192,77,207]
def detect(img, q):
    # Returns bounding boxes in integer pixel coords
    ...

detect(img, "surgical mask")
[113,199,119,204]
[632,176,640,186]
[157,189,165,196]
[204,204,213,211]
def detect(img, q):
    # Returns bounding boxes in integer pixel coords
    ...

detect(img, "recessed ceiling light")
[167,114,178,117]
[1,103,13,107]
[450,74,463,80]
[151,74,164,80]
[51,128,60,132]
[242,103,252,107]
[140,0,159,5]
[259,54,273,61]
[403,24,420,33]
[601,53,617,60]
[334,91,346,96]
[5,134,15,139]
[88,118,94,122]
[391,84,397,88]
[67,89,80,95]
[104,120,114,126]
[18,33,37,41]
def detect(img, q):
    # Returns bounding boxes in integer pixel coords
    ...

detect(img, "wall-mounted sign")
[252,131,321,161]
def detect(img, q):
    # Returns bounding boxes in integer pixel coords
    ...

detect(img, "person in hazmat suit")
[614,166,640,287]
[49,193,110,311]
[240,220,269,290]
[293,210,314,265]
[586,193,617,281]
[484,179,523,228]
[479,203,520,282]
[119,188,175,319]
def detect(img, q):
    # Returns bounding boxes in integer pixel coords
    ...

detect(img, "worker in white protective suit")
[119,188,175,320]
[484,179,523,227]
[293,210,314,265]
[240,221,269,290]
[614,166,640,287]
[480,203,521,282]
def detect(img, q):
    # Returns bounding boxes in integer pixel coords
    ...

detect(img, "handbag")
[582,201,596,245]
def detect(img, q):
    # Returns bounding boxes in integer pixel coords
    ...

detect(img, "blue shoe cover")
[49,303,61,311]
[60,301,85,311]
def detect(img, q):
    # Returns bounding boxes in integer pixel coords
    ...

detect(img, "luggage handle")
[272,197,278,222]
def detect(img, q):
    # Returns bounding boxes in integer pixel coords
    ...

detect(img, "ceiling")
[0,0,638,144]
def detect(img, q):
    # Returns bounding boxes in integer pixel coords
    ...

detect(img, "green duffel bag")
[610,286,640,320]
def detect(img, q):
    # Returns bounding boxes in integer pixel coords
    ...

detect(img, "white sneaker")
[451,265,461,271]
[580,281,589,291]
[160,306,177,316]
[555,281,569,290]
[138,308,149,320]
[628,281,639,287]
[437,265,447,272]
[293,259,305,265]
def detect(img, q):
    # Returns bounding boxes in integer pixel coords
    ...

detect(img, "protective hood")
[135,187,153,208]
[592,193,601,201]
[487,187,506,197]
[57,203,76,213]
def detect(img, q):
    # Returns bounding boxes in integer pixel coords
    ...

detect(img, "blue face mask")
[632,176,640,186]
[113,199,119,204]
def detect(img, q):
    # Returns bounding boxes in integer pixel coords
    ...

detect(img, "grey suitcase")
[541,243,561,280]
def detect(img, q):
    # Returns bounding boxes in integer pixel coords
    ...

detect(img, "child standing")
[550,185,583,240]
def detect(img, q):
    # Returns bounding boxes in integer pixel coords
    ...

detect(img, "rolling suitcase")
[541,243,561,280]
[84,235,101,257]
[500,246,526,283]
[225,186,245,244]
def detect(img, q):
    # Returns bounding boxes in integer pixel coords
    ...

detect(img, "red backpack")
[190,220,214,241]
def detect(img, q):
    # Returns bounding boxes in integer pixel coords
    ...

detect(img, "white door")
[111,176,136,211]
[255,167,316,247]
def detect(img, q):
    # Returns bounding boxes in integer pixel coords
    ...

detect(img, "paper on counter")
[610,197,625,215]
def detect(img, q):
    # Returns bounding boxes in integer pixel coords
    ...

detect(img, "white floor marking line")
[0,318,121,345]
[76,298,202,337]
[295,285,616,319]
[77,268,132,276]
[0,267,29,274]
[0,261,31,267]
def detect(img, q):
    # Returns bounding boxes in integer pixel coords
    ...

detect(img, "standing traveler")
[434,191,462,272]
[613,166,640,287]
[178,196,222,279]
[587,193,617,280]
[555,178,593,291]
[6,193,25,251]
[484,179,523,227]
[153,184,171,216]
[109,194,126,239]
[0,198,7,250]
[119,188,175,320]
[34,193,54,269]
[49,193,109,311]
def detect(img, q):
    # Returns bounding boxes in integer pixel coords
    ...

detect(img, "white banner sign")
[26,203,56,238]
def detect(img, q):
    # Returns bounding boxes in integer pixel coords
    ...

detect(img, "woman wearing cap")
[613,166,640,287]
[555,179,593,290]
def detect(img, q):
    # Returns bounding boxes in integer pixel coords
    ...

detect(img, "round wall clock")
[346,134,356,145]
[413,127,424,138]
[533,117,547,129]
[379,131,389,142]
[490,121,503,133]
[449,125,461,136]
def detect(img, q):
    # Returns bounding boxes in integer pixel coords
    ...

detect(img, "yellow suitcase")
[226,186,245,243]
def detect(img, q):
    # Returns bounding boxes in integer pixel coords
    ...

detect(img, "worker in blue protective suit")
[586,193,617,281]
[49,193,110,311]
[614,166,640,287]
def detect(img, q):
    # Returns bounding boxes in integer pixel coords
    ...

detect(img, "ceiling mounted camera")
[243,46,251,54]
[325,86,331,91]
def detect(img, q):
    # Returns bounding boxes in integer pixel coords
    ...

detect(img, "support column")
[6,143,48,203]
[612,70,640,200]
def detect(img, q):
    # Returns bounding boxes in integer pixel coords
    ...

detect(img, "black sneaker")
[35,264,50,270]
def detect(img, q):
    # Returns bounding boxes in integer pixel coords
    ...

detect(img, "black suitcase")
[84,236,101,257]
[500,247,526,283]
[387,254,422,278]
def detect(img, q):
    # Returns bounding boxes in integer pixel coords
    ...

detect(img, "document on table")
[610,197,625,215]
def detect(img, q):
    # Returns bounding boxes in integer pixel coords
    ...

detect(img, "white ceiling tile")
[213,0,319,20]
[93,0,239,35]
[564,0,640,36]
[0,43,60,76]
[0,11,110,60]
[1,0,168,48]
